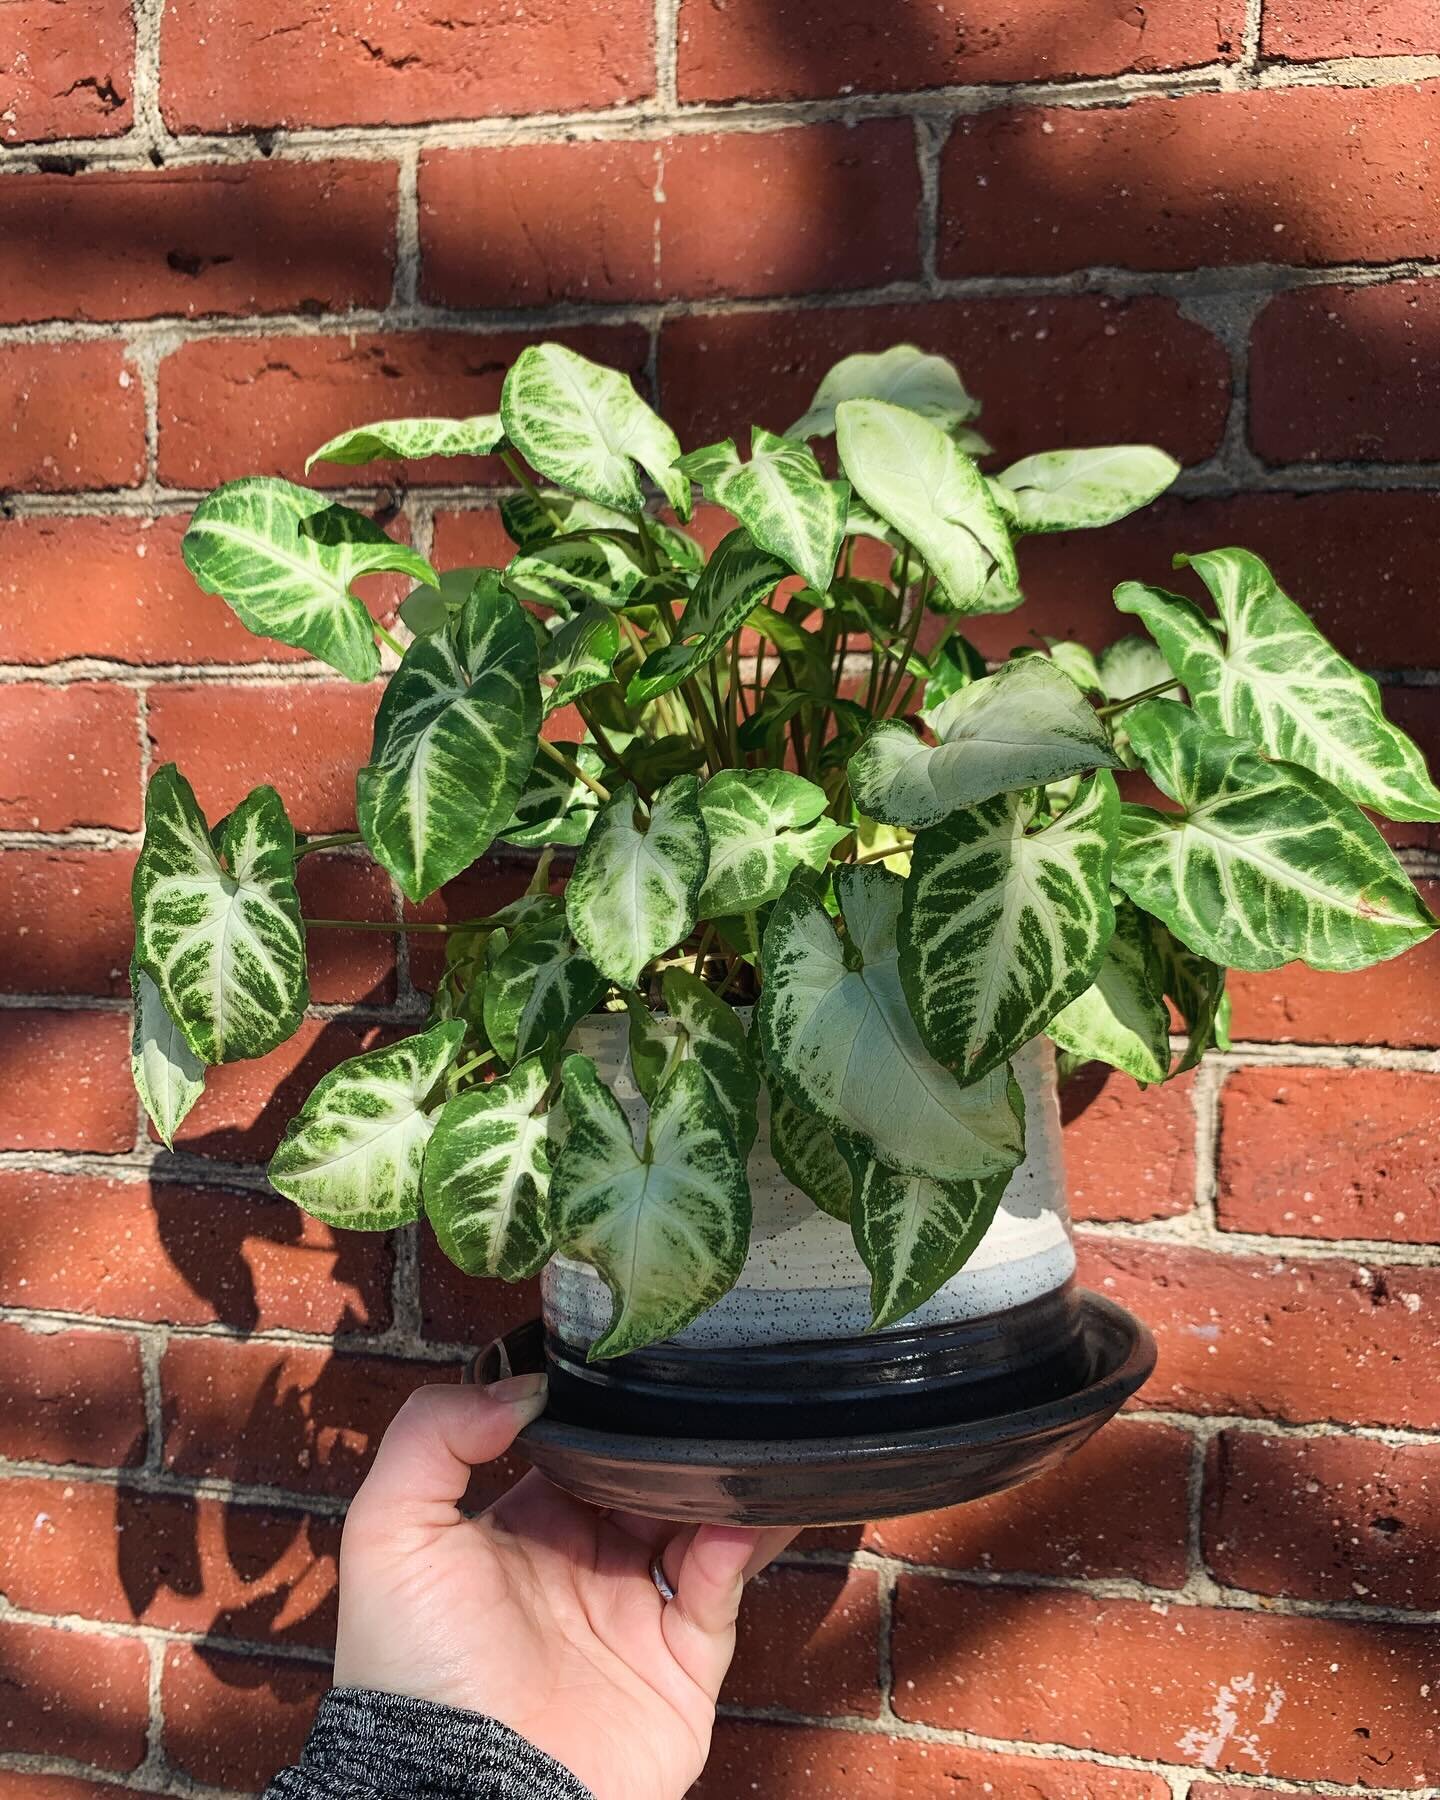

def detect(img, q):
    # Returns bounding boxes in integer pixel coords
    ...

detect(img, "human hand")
[333,1375,797,1800]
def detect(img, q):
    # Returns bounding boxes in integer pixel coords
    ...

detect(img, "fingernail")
[487,1371,548,1422]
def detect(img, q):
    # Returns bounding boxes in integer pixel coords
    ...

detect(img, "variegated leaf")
[847,1148,1009,1330]
[268,1021,467,1229]
[1147,916,1228,1073]
[627,528,788,705]
[129,957,205,1147]
[504,535,646,615]
[626,968,759,1155]
[994,446,1179,534]
[1047,899,1172,1086]
[790,344,980,439]
[697,769,847,916]
[133,767,307,1065]
[358,575,541,901]
[759,865,1026,1182]
[181,478,435,682]
[550,1055,750,1358]
[1099,634,1172,702]
[540,605,620,716]
[305,415,504,471]
[900,772,1120,1081]
[498,742,604,849]
[678,428,846,592]
[1115,699,1435,973]
[483,907,606,1069]
[767,1079,854,1221]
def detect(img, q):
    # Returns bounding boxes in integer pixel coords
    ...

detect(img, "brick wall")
[3,3,1440,1795]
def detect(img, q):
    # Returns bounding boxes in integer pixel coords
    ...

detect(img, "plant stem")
[452,1049,497,1085]
[294,831,363,860]
[304,917,453,933]
[850,841,912,867]
[538,737,612,801]
[875,574,930,716]
[374,621,406,658]
[1096,676,1182,719]
[692,923,717,976]
[501,450,565,529]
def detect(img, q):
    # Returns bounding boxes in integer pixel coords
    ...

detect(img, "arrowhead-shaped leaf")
[181,478,435,682]
[268,1020,466,1229]
[790,344,980,439]
[305,415,504,471]
[627,528,788,705]
[849,655,1120,829]
[759,865,1026,1182]
[504,535,646,615]
[697,770,847,916]
[483,906,606,1069]
[678,428,846,592]
[900,772,1120,1081]
[994,446,1179,534]
[626,968,759,1156]
[1046,899,1172,1086]
[540,605,620,716]
[133,767,307,1065]
[498,742,604,849]
[1115,699,1436,973]
[129,957,206,1147]
[422,1056,556,1280]
[358,574,541,901]
[550,1055,750,1358]
[847,1148,1010,1330]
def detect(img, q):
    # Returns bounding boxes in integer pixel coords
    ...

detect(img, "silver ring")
[648,1551,676,1603]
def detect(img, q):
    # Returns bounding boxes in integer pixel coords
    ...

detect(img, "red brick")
[0,1169,391,1333]
[428,507,513,574]
[419,1236,540,1347]
[1262,0,1439,58]
[862,1416,1191,1584]
[0,0,133,142]
[1218,1067,1440,1244]
[162,1642,326,1789]
[1062,1064,1196,1223]
[1204,1428,1440,1609]
[0,681,139,829]
[677,0,1239,102]
[296,854,397,1005]
[942,86,1440,277]
[0,163,395,326]
[1251,281,1440,464]
[0,1009,133,1151]
[696,1721,1169,1798]
[0,848,133,996]
[892,1582,1440,1784]
[162,1336,453,1497]
[722,1564,882,1717]
[0,1476,340,1650]
[0,343,145,490]
[161,0,652,133]
[1189,1788,1286,1800]
[659,298,1230,468]
[404,857,558,993]
[0,1775,164,1800]
[157,325,649,489]
[1080,1237,1440,1428]
[0,1322,144,1467]
[0,1617,149,1771]
[421,123,920,308]
[1377,687,1440,852]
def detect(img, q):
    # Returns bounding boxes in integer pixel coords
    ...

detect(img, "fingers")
[661,1523,802,1698]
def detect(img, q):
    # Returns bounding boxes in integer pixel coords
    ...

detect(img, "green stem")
[452,1049,497,1085]
[304,917,452,933]
[374,622,406,658]
[875,576,929,716]
[538,736,612,801]
[1096,676,1182,719]
[692,922,717,977]
[502,450,564,529]
[633,512,662,575]
[294,831,363,860]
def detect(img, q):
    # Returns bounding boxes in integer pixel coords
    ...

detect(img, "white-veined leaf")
[847,1148,1010,1330]
[565,777,708,987]
[540,605,620,716]
[899,772,1120,1081]
[1147,917,1228,1072]
[766,1076,854,1221]
[994,446,1179,534]
[358,574,541,901]
[697,769,847,916]
[678,428,846,592]
[626,968,759,1155]
[790,344,980,439]
[504,535,646,615]
[1115,699,1435,973]
[550,1055,750,1359]
[133,767,307,1065]
[129,957,206,1147]
[422,1055,556,1279]
[1047,899,1172,1085]
[305,415,504,471]
[759,864,1025,1182]
[1099,634,1172,702]
[500,344,690,521]
[498,742,604,850]
[181,478,435,683]
[268,1021,466,1229]
[627,528,788,705]
[849,655,1120,829]
[483,908,606,1069]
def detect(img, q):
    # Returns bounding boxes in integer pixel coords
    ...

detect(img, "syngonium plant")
[129,342,1440,1358]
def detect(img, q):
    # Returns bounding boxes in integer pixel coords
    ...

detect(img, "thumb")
[662,1524,796,1698]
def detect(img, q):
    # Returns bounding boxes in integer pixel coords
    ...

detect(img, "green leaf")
[133,767,307,1065]
[498,743,604,849]
[923,633,989,708]
[627,528,788,705]
[759,865,1026,1182]
[422,1056,556,1280]
[130,957,206,1147]
[501,344,690,522]
[900,772,1120,1081]
[482,908,606,1068]
[697,770,847,916]
[1098,634,1172,703]
[848,1150,1009,1330]
[268,1021,467,1229]
[565,777,708,987]
[849,654,1120,829]
[358,575,541,901]
[994,446,1179,534]
[1147,916,1228,1074]
[678,428,846,592]
[835,401,1016,613]
[550,1055,750,1359]
[305,415,504,472]
[1118,547,1440,823]
[628,968,760,1156]
[1115,699,1436,974]
[1046,899,1172,1086]
[181,478,435,683]
[504,535,646,615]
[540,605,620,716]
[790,344,980,439]
[767,1080,854,1221]
[399,567,485,638]
[1045,639,1104,694]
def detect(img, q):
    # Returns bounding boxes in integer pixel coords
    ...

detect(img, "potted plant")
[130,342,1439,1524]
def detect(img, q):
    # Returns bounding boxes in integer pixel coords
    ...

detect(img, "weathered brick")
[296,854,397,1006]
[1204,1428,1440,1609]
[1062,1064,1196,1223]
[0,1169,391,1333]
[0,162,395,325]
[0,848,134,996]
[676,0,1240,101]
[0,1009,133,1151]
[723,1564,882,1717]
[892,1582,1440,1784]
[0,0,134,142]
[0,681,139,829]
[0,1617,149,1771]
[427,508,513,574]
[0,343,145,490]
[161,1643,327,1789]
[0,1321,144,1467]
[421,123,920,308]
[161,0,653,132]
[1251,281,1440,464]
[1262,0,1439,58]
[659,298,1230,467]
[1218,1066,1440,1244]
[941,85,1440,276]
[1079,1237,1440,1428]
